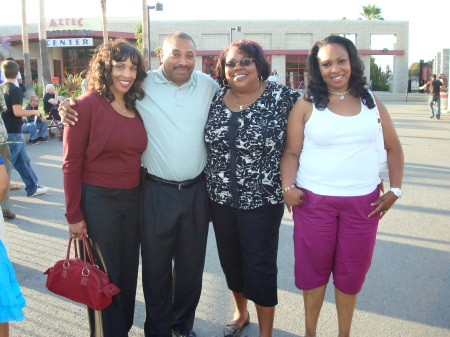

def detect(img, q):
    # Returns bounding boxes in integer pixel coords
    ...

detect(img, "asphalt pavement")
[4,100,450,337]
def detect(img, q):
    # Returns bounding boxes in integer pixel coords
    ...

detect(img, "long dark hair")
[88,39,147,110]
[304,35,375,110]
[215,39,271,87]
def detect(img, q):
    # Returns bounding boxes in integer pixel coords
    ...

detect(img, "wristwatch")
[389,187,402,198]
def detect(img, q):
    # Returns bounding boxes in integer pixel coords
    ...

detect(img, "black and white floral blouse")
[205,81,301,210]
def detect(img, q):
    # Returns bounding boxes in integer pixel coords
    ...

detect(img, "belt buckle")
[178,183,183,190]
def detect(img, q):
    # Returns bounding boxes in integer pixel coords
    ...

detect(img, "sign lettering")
[48,18,84,28]
[47,38,93,47]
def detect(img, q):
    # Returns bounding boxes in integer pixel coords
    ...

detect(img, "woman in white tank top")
[280,36,404,337]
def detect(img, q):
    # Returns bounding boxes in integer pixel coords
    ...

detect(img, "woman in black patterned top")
[205,40,301,337]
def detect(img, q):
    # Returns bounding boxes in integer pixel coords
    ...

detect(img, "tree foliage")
[408,62,420,78]
[370,57,391,91]
[360,4,384,20]
[0,36,12,58]
[135,23,143,51]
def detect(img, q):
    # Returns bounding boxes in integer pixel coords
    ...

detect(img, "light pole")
[230,26,241,44]
[145,2,163,69]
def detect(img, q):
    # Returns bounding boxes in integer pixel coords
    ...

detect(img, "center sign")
[47,38,93,47]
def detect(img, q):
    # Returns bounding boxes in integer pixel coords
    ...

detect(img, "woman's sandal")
[224,313,250,337]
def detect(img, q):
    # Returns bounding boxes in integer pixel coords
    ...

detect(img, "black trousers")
[140,177,209,337]
[80,183,140,337]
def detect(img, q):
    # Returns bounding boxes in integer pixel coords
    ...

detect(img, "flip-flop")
[10,184,21,190]
[224,313,250,337]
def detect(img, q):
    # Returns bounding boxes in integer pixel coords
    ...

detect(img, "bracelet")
[282,184,295,194]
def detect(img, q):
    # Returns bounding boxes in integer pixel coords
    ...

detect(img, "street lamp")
[230,26,241,44]
[147,2,163,69]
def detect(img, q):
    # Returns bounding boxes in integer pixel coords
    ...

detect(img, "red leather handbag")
[44,234,120,310]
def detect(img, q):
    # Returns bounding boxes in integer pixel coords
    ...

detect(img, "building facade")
[1,17,409,93]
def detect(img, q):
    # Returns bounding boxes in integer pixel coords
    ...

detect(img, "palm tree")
[39,0,52,87]
[101,0,108,42]
[21,0,36,98]
[360,4,384,20]
[141,0,150,62]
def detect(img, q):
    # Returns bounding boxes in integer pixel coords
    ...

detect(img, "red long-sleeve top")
[62,91,147,224]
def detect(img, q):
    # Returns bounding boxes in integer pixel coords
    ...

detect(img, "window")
[285,55,307,90]
[202,56,218,79]
[15,59,39,82]
[63,47,96,75]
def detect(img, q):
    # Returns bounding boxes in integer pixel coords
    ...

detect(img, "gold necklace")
[113,101,128,114]
[328,89,350,100]
[229,82,263,111]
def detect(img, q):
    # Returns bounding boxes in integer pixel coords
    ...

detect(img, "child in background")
[0,154,26,337]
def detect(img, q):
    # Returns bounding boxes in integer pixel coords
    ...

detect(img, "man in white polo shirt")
[137,32,218,337]
[59,32,219,337]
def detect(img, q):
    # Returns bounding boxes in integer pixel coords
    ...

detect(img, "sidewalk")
[4,101,450,337]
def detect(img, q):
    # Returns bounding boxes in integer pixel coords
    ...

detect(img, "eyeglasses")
[225,59,254,68]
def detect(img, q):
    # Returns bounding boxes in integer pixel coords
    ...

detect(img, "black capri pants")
[210,201,284,307]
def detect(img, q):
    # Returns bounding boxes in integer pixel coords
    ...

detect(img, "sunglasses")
[225,59,254,68]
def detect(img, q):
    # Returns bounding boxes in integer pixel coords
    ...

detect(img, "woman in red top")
[62,39,147,337]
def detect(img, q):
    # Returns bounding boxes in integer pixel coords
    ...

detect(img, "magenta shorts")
[292,186,380,295]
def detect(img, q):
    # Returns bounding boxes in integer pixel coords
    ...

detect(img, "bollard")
[440,91,448,112]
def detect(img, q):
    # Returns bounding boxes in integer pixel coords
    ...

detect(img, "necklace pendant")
[339,95,344,100]
[239,105,245,111]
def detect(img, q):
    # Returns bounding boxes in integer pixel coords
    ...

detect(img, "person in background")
[419,74,444,119]
[1,60,48,197]
[63,39,147,337]
[0,57,22,88]
[267,70,279,83]
[0,153,26,337]
[280,35,404,337]
[205,40,301,337]
[43,84,60,121]
[23,96,48,144]
[80,70,88,94]
[0,90,15,219]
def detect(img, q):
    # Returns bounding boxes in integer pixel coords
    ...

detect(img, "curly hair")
[304,35,375,110]
[215,40,271,87]
[88,39,147,110]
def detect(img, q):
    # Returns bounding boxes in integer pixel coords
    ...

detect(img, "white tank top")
[295,98,381,196]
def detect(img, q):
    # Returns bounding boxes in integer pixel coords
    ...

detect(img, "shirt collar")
[154,66,197,88]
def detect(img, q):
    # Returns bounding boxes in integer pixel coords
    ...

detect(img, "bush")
[55,72,83,98]
[33,82,43,98]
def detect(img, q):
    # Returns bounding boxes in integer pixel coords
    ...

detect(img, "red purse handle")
[65,233,98,267]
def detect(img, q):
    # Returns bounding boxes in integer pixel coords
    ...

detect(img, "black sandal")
[224,313,250,337]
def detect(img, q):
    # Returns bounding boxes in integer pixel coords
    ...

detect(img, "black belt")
[145,172,204,190]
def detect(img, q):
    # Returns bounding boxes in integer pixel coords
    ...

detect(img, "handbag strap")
[65,234,99,267]
[81,233,98,266]
[66,237,80,260]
